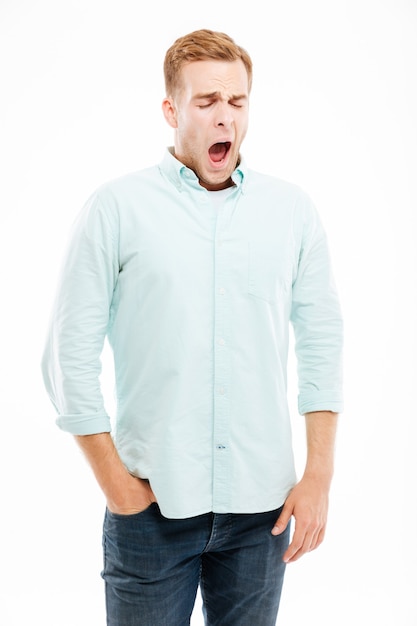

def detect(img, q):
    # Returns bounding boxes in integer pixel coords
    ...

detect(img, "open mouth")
[208,142,231,164]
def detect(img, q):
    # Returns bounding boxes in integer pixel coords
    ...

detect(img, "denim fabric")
[102,503,290,625]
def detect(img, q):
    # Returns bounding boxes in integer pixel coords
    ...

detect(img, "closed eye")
[198,102,244,109]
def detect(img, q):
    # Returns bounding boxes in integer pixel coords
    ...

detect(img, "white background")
[1,0,416,624]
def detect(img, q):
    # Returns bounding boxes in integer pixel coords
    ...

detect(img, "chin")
[197,159,236,190]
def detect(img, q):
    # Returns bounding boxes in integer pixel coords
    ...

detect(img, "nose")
[214,101,233,128]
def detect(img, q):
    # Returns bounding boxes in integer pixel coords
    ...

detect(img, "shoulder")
[94,165,161,202]
[245,168,316,216]
[78,165,163,225]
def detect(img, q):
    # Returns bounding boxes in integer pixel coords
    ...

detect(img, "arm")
[272,410,338,562]
[42,194,156,513]
[41,193,118,435]
[273,194,343,562]
[75,433,156,515]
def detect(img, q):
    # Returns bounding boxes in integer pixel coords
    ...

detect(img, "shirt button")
[219,287,226,295]
[218,338,226,346]
[219,387,226,395]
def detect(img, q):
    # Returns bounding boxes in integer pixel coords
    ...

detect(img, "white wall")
[1,0,416,624]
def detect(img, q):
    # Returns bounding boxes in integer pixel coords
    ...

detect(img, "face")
[162,59,250,191]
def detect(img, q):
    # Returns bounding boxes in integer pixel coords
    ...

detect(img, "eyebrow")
[192,91,248,102]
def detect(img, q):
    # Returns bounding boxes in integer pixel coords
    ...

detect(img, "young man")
[42,29,343,625]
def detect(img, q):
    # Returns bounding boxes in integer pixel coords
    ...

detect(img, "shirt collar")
[159,147,248,193]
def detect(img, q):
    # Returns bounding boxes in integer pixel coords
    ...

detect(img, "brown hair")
[163,29,253,97]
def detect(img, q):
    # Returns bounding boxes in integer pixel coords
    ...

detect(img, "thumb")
[271,502,292,536]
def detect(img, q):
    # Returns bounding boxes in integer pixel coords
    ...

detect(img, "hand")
[271,476,330,563]
[107,475,157,516]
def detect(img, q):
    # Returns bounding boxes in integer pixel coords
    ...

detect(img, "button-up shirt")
[42,148,343,518]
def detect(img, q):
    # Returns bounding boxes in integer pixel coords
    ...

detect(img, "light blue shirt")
[42,148,343,518]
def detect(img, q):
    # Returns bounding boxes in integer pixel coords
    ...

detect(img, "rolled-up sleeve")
[290,196,344,415]
[41,192,119,435]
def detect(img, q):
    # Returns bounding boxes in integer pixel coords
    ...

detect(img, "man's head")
[162,30,253,191]
[163,29,253,99]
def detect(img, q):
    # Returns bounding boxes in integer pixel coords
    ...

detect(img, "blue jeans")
[102,503,290,626]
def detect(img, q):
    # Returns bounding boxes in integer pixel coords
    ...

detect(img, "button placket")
[212,202,233,512]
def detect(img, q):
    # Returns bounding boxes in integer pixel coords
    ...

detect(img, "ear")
[162,97,178,129]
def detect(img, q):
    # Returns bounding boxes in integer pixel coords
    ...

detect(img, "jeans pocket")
[106,502,158,521]
[248,241,291,303]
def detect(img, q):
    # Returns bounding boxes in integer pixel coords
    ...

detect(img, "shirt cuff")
[56,413,111,435]
[298,391,344,416]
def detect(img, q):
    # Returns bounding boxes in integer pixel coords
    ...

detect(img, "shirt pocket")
[248,241,292,303]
